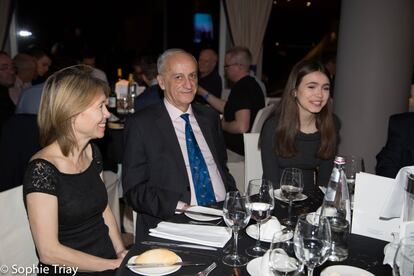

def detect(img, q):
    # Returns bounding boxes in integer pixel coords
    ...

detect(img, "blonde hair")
[38,65,109,156]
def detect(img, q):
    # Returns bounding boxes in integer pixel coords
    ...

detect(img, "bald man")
[197,48,223,103]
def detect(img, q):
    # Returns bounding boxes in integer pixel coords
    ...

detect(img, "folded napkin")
[380,166,414,219]
[260,250,271,276]
[149,222,231,248]
[253,217,282,240]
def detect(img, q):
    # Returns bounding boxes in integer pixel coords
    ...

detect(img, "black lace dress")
[23,143,117,276]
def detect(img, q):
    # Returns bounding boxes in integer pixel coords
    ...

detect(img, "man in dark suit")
[376,112,414,178]
[122,49,237,240]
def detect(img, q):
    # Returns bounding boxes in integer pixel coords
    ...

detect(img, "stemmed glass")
[393,236,414,276]
[293,213,331,276]
[280,168,304,228]
[246,179,275,257]
[222,191,252,267]
[269,228,304,275]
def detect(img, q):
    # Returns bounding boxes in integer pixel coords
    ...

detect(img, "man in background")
[8,53,37,105]
[197,46,265,155]
[0,51,16,132]
[196,48,222,104]
[376,112,414,178]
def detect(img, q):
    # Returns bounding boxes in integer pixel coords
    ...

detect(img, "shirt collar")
[164,98,193,121]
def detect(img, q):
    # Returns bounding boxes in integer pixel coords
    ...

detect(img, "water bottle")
[320,156,351,261]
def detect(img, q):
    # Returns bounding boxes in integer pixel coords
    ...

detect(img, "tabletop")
[116,189,392,276]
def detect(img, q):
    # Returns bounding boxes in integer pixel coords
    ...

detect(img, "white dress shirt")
[164,99,226,206]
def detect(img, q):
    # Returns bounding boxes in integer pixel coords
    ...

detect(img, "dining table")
[116,188,392,276]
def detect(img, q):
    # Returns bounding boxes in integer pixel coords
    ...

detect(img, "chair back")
[243,133,263,192]
[265,97,281,106]
[250,104,276,133]
[0,186,38,273]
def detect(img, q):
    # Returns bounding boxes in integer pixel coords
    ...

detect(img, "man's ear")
[157,75,165,90]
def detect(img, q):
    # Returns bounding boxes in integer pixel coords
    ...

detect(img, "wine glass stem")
[288,199,293,222]
[232,230,239,257]
[307,267,314,276]
[256,222,262,248]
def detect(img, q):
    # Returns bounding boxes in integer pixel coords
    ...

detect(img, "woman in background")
[260,59,339,191]
[23,65,126,275]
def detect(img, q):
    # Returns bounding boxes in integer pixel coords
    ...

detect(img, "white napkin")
[149,222,231,248]
[383,232,400,266]
[380,166,414,219]
[260,250,271,276]
[255,217,282,240]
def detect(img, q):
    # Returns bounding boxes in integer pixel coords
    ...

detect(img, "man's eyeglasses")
[224,63,239,69]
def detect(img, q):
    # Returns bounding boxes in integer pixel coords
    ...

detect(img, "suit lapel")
[155,104,189,188]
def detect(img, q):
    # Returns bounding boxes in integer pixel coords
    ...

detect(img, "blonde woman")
[23,65,126,275]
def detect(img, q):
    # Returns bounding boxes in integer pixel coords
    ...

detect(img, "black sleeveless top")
[23,143,116,275]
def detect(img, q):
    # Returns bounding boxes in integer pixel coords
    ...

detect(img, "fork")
[197,262,217,276]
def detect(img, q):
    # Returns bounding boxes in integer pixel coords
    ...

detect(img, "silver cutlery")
[196,262,217,276]
[126,261,206,268]
[189,220,222,226]
[175,208,222,218]
[141,241,218,251]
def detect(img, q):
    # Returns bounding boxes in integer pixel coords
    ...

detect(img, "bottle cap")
[334,156,346,165]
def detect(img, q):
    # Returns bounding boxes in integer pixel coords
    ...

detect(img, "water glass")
[393,236,414,276]
[223,191,251,267]
[280,168,304,228]
[246,179,275,257]
[294,213,331,276]
[269,228,304,275]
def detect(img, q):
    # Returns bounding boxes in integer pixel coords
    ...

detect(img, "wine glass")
[280,168,304,228]
[269,228,304,275]
[222,191,252,267]
[246,179,275,257]
[393,236,414,276]
[293,213,331,276]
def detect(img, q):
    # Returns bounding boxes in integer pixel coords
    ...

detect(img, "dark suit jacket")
[122,102,236,241]
[376,112,414,178]
[0,114,40,192]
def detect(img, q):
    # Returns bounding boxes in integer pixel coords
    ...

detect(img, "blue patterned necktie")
[180,113,216,206]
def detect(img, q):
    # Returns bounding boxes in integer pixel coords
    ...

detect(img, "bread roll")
[134,248,180,265]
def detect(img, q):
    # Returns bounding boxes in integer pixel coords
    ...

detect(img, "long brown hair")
[38,65,109,156]
[275,59,337,159]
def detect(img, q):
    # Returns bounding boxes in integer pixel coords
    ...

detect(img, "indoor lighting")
[18,30,32,37]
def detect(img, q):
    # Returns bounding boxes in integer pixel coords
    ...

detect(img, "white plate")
[321,265,374,276]
[246,224,289,243]
[184,206,222,221]
[247,257,265,276]
[127,256,182,276]
[274,189,307,202]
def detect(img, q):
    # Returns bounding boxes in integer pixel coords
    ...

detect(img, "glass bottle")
[320,155,351,261]
[108,86,117,115]
[127,73,138,113]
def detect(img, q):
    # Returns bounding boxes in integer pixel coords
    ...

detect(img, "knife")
[141,241,218,251]
[175,208,222,218]
[126,261,206,268]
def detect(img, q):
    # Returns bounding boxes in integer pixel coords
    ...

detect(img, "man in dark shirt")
[197,47,265,155]
[0,51,16,135]
[196,48,222,104]
[376,112,414,178]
